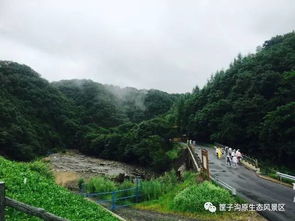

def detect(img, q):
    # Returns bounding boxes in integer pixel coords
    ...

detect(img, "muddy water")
[46,150,155,188]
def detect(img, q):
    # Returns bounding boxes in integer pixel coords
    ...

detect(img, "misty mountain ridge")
[1,32,294,171]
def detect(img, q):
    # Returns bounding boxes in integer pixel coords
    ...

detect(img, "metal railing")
[242,154,259,168]
[187,144,201,172]
[81,178,141,210]
[210,175,237,195]
[276,172,295,182]
[185,142,237,195]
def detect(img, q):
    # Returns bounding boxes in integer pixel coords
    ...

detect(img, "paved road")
[194,144,295,221]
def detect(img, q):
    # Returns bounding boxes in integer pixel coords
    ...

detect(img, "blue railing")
[81,178,141,210]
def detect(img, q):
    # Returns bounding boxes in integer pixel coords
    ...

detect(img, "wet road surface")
[194,144,295,221]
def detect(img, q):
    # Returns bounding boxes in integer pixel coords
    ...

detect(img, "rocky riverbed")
[44,150,155,189]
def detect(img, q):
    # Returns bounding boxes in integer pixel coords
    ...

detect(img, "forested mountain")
[0,62,178,171]
[52,80,128,128]
[174,32,295,168]
[1,32,294,171]
[104,85,179,122]
[53,80,179,124]
[50,80,180,171]
[52,80,180,124]
[0,61,79,160]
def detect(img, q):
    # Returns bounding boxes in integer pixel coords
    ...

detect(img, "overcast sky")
[0,0,294,93]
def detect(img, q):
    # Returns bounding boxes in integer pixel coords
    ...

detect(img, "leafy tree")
[174,32,295,168]
[0,61,79,160]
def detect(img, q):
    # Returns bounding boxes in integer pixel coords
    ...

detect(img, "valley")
[45,150,154,189]
[1,32,294,221]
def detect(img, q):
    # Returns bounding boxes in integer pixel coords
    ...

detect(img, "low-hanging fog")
[0,0,294,93]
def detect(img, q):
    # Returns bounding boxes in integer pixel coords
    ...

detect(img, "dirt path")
[115,207,198,221]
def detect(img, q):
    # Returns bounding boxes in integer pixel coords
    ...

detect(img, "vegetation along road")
[194,144,295,221]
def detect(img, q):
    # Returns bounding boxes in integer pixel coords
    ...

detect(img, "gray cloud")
[0,0,294,93]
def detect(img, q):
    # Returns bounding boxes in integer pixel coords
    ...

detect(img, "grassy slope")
[0,157,118,221]
[135,173,263,221]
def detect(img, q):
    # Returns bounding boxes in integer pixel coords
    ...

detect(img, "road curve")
[194,144,295,221]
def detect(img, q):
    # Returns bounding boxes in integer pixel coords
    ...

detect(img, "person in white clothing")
[236,149,242,163]
[226,153,231,167]
[232,151,238,168]
[228,147,232,156]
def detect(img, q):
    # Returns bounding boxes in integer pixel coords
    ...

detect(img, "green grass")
[86,176,117,193]
[172,181,236,213]
[136,171,195,210]
[137,170,196,209]
[260,164,295,185]
[134,171,253,220]
[115,180,135,201]
[141,170,178,201]
[83,176,139,204]
[0,157,118,221]
[166,143,183,160]
[78,169,257,220]
[267,172,294,185]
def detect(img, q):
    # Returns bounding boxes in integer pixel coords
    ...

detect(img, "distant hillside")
[1,32,294,170]
[52,80,179,123]
[0,61,79,160]
[174,32,295,168]
[52,79,128,127]
[104,85,180,122]
[51,80,180,172]
[0,62,179,167]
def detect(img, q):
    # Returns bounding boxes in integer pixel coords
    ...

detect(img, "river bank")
[44,150,155,189]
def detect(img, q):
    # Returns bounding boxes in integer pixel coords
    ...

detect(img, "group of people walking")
[215,146,242,168]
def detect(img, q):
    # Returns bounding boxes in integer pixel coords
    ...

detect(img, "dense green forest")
[0,62,78,160]
[52,80,179,124]
[0,62,178,171]
[0,32,294,171]
[174,32,295,168]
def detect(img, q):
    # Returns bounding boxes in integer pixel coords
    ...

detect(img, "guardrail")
[81,178,141,210]
[242,155,259,168]
[210,175,237,195]
[276,172,295,182]
[184,142,237,195]
[187,144,201,172]
[0,182,68,221]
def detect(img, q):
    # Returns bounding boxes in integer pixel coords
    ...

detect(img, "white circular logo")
[208,205,217,213]
[204,202,216,213]
[204,202,212,210]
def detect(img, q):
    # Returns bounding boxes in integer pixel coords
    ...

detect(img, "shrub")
[141,180,168,201]
[182,171,196,182]
[117,180,136,200]
[27,161,53,179]
[166,144,182,160]
[172,181,236,213]
[78,178,85,190]
[86,177,116,193]
[140,169,182,201]
[159,169,178,185]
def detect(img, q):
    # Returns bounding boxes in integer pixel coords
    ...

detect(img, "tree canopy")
[174,32,295,168]
[1,32,294,171]
[0,62,179,171]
